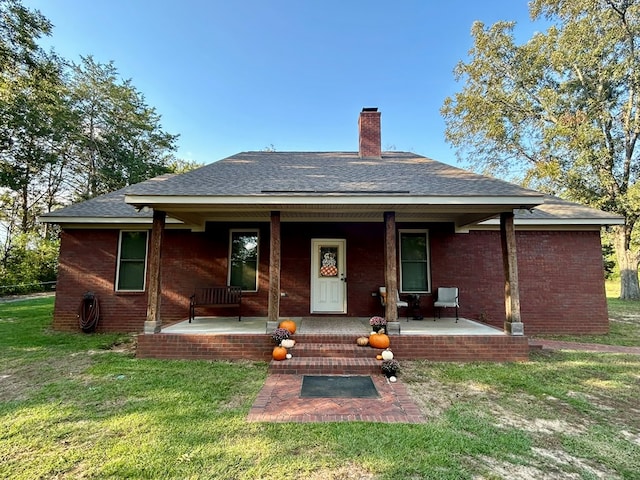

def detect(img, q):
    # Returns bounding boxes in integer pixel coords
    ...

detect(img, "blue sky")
[23,0,542,166]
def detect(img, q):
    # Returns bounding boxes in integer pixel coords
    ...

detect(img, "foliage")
[442,0,640,299]
[1,298,639,479]
[0,232,58,293]
[0,1,184,294]
[67,56,179,200]
[381,359,400,375]
[602,238,617,279]
[0,53,74,233]
[271,327,291,344]
[0,0,52,72]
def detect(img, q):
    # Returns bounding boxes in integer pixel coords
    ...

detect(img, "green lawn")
[1,296,639,479]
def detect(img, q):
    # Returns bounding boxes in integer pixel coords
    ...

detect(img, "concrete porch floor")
[161,316,506,336]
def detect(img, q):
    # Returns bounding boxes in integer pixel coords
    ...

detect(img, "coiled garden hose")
[78,292,100,332]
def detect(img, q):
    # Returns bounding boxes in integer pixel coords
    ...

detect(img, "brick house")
[41,108,622,352]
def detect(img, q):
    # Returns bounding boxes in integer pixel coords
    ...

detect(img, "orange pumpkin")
[369,333,390,349]
[279,319,297,334]
[272,346,288,361]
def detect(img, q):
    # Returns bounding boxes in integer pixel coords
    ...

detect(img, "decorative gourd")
[389,376,397,383]
[272,346,287,361]
[369,333,390,349]
[281,339,296,348]
[381,348,394,360]
[376,354,383,360]
[279,319,297,334]
[356,336,369,346]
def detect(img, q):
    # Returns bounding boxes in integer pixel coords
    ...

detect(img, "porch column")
[384,211,398,322]
[268,211,281,322]
[500,212,524,335]
[144,209,166,334]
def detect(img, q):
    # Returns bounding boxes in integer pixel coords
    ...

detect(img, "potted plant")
[381,359,400,378]
[271,327,291,345]
[369,316,386,333]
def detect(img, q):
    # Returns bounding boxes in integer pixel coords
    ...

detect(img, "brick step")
[290,343,383,358]
[268,356,384,375]
[290,334,376,345]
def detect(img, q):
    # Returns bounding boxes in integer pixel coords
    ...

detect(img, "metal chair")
[379,286,409,320]
[433,287,459,322]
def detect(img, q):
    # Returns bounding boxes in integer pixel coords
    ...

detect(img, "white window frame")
[398,229,431,294]
[228,229,260,292]
[115,230,149,292]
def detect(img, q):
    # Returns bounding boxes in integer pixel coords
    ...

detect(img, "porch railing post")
[144,209,165,334]
[384,211,398,322]
[268,211,281,323]
[500,211,524,335]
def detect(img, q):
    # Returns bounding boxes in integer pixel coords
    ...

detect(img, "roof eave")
[477,217,625,228]
[38,216,184,225]
[123,193,545,208]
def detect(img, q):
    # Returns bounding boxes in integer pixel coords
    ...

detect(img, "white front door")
[310,239,347,313]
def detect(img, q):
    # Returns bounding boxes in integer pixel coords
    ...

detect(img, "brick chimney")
[358,107,381,158]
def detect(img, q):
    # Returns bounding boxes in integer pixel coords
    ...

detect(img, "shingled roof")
[40,151,622,229]
[124,151,540,198]
[39,106,622,228]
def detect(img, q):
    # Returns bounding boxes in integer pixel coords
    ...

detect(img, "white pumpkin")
[381,349,394,360]
[286,353,292,359]
[281,339,296,348]
[389,376,397,383]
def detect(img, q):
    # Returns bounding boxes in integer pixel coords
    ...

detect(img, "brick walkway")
[529,339,640,355]
[247,374,426,423]
[247,340,640,424]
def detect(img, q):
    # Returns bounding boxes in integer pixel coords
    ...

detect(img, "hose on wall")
[78,292,100,333]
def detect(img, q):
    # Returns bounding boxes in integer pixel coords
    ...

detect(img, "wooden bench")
[189,286,242,322]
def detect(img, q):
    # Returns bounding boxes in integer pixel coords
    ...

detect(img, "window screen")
[117,231,148,291]
[400,231,430,293]
[229,230,259,291]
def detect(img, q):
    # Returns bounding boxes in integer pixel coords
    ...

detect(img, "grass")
[1,296,639,479]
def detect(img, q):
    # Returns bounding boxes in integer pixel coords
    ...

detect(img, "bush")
[0,234,59,294]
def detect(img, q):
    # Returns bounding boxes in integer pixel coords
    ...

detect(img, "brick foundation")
[136,333,530,362]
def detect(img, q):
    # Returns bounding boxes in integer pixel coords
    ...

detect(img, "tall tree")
[0,1,182,292]
[0,0,70,235]
[68,56,178,200]
[0,0,52,73]
[0,0,66,291]
[442,0,640,299]
[0,55,74,232]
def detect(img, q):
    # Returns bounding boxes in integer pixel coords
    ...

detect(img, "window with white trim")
[229,230,259,291]
[399,230,430,293]
[116,231,148,291]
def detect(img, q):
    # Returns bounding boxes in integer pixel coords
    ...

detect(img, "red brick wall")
[54,230,148,332]
[136,333,275,361]
[279,222,385,318]
[136,333,530,362]
[54,224,609,335]
[430,229,609,335]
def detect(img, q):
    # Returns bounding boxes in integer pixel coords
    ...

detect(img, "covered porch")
[161,315,506,336]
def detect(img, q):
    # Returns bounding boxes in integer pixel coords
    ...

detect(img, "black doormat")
[300,375,380,399]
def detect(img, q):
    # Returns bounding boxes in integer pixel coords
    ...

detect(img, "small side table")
[408,294,424,320]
